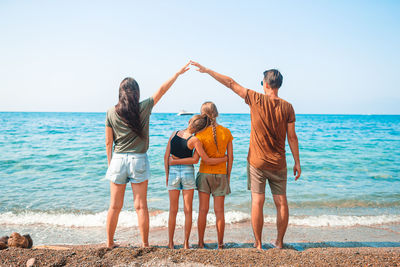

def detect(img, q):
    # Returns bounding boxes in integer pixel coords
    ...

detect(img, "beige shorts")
[247,163,287,195]
[196,172,231,197]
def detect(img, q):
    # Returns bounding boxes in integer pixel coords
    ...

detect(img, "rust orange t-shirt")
[196,125,233,174]
[245,89,296,170]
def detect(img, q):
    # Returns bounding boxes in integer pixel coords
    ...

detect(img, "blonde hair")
[188,114,208,134]
[201,101,219,152]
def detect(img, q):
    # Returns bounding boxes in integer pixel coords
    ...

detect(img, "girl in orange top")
[171,102,233,249]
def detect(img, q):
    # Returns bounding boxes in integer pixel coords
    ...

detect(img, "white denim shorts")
[106,152,150,184]
[167,164,195,190]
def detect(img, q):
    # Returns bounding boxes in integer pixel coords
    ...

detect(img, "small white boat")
[177,110,194,116]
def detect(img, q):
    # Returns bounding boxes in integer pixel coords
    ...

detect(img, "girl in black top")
[164,114,227,249]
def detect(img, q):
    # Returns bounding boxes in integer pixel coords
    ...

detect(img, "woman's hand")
[153,62,190,106]
[177,62,190,75]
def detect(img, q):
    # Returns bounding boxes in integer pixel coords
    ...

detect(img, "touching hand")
[177,62,190,75]
[293,163,301,181]
[168,156,176,166]
[190,60,208,73]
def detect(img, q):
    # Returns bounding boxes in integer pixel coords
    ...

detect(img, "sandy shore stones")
[7,232,33,249]
[0,241,8,250]
[0,236,9,250]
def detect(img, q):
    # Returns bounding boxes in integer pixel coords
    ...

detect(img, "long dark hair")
[115,77,143,137]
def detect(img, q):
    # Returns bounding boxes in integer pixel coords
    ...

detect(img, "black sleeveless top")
[170,131,194,158]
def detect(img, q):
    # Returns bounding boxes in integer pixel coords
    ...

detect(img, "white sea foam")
[282,214,400,227]
[0,211,399,228]
[0,210,250,228]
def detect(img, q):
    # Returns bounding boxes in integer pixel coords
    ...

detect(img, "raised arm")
[190,61,247,99]
[226,141,233,182]
[152,62,190,106]
[287,122,301,180]
[105,126,113,166]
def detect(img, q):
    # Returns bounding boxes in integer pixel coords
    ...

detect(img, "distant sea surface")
[0,112,399,244]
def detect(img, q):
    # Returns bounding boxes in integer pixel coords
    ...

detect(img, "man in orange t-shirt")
[190,61,301,250]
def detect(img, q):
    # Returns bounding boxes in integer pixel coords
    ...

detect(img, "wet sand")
[2,220,399,247]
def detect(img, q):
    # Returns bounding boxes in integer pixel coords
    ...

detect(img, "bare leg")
[131,180,149,247]
[251,192,265,250]
[106,182,126,248]
[168,190,180,249]
[213,196,225,249]
[182,189,194,249]
[197,191,210,248]
[272,194,288,249]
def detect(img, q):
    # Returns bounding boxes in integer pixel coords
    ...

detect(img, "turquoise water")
[0,112,399,232]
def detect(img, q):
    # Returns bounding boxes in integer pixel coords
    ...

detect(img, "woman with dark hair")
[105,62,190,249]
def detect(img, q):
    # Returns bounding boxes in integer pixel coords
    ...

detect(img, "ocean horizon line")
[1,111,399,116]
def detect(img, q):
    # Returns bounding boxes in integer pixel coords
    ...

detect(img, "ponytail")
[201,101,219,152]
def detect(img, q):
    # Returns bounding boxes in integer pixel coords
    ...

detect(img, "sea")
[0,112,399,245]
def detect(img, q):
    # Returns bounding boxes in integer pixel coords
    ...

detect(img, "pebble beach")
[1,246,399,267]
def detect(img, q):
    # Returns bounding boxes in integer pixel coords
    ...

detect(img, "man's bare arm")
[190,61,247,99]
[287,122,301,180]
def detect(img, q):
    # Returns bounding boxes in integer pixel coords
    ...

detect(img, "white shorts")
[105,152,150,184]
[168,164,195,190]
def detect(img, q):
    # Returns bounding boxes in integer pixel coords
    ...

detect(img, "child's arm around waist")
[169,137,227,166]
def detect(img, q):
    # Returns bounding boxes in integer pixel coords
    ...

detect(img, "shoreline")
[2,220,399,247]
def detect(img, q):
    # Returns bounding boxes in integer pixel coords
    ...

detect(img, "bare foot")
[183,241,190,249]
[218,243,224,249]
[168,242,174,249]
[273,240,283,249]
[142,243,150,248]
[198,242,204,249]
[107,242,120,249]
[253,241,262,250]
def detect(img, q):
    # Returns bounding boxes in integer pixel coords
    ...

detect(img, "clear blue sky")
[1,0,399,114]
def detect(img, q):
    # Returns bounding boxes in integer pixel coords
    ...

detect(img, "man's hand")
[190,60,208,73]
[293,163,301,180]
[190,60,247,98]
